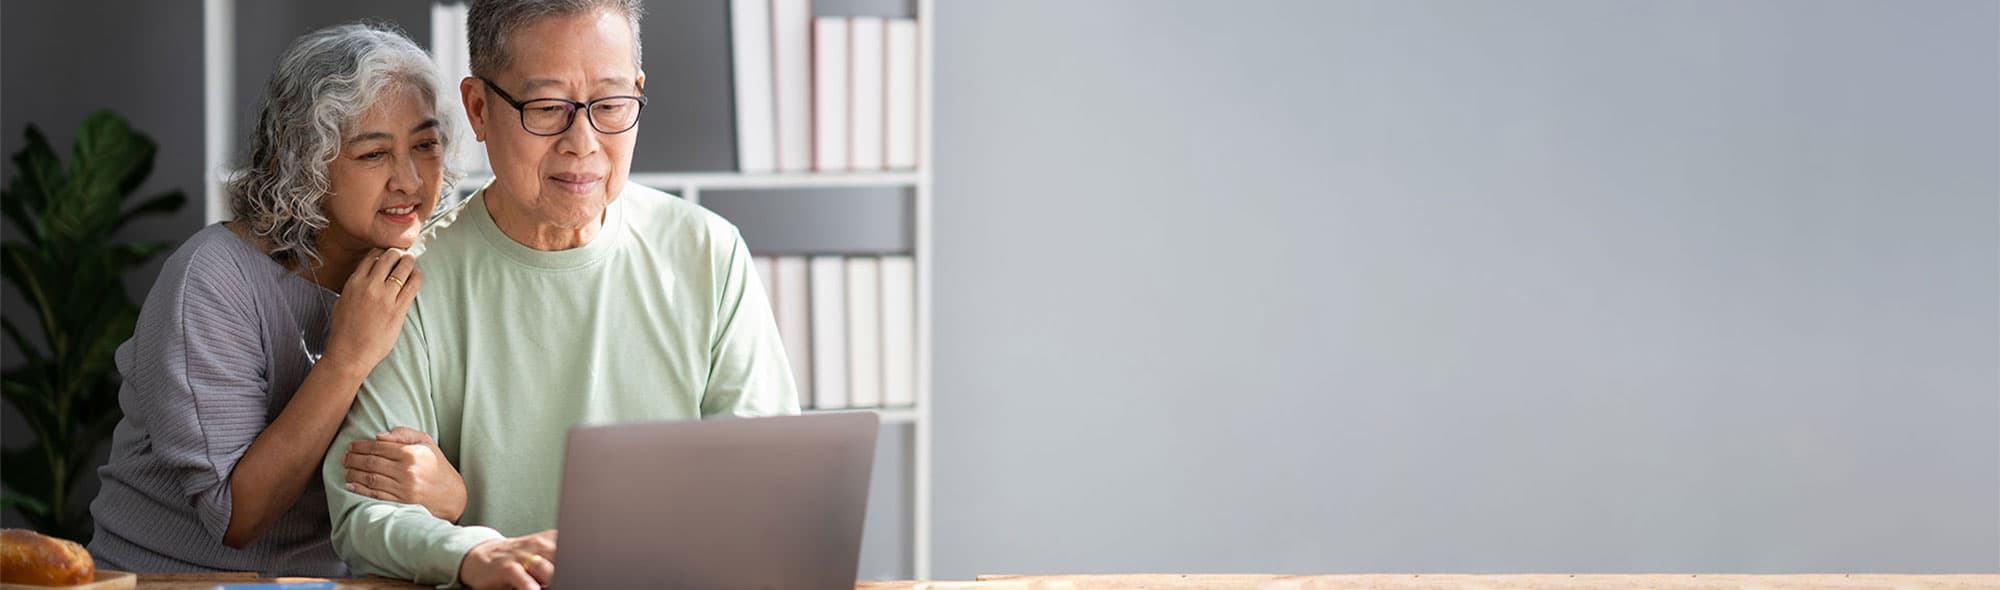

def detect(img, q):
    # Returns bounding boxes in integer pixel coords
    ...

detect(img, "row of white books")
[733,1,921,173]
[754,255,916,410]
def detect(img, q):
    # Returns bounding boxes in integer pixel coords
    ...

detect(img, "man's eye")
[532,105,568,115]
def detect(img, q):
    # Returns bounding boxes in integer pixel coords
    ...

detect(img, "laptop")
[551,412,879,589]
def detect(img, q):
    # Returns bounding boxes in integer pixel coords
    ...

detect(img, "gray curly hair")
[467,0,645,78]
[230,22,464,267]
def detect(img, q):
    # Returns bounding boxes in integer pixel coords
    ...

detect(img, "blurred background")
[2,0,1995,581]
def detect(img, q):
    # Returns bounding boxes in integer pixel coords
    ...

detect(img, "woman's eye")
[359,151,388,161]
[416,140,441,152]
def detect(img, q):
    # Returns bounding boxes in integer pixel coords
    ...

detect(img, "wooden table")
[138,572,2000,589]
[133,573,425,589]
[876,574,2000,589]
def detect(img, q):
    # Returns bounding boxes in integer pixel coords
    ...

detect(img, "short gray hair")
[230,22,465,267]
[467,0,645,78]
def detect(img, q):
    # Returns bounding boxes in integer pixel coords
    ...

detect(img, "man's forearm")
[330,498,506,585]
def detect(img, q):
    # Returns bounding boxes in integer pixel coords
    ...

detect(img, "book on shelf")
[845,256,884,408]
[879,255,917,408]
[752,255,777,308]
[808,255,849,409]
[848,17,886,171]
[729,0,777,173]
[774,256,815,409]
[636,0,737,171]
[812,17,851,172]
[772,0,814,172]
[884,18,920,171]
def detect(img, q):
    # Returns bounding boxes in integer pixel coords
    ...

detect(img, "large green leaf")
[81,112,159,199]
[109,241,172,269]
[1,492,51,518]
[75,305,137,382]
[2,365,56,424]
[67,113,154,238]
[1,192,38,244]
[115,191,187,232]
[1,243,62,358]
[9,126,62,222]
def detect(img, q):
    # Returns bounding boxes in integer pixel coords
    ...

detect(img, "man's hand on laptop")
[459,530,557,589]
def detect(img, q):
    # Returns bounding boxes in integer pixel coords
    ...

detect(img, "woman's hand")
[341,426,468,522]
[458,530,557,590]
[322,248,421,375]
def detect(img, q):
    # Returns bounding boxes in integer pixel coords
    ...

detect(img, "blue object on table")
[211,583,338,590]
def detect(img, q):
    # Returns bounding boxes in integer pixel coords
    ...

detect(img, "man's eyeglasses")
[477,76,648,136]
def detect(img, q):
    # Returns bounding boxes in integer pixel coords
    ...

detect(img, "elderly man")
[320,0,799,587]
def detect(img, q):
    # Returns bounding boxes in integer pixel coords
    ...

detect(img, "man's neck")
[485,183,605,251]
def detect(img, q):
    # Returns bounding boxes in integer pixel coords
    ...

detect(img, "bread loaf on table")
[0,528,95,586]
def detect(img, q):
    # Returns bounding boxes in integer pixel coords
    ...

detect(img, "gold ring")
[521,554,544,566]
[386,276,405,287]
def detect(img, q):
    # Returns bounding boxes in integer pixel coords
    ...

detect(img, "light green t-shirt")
[322,183,800,584]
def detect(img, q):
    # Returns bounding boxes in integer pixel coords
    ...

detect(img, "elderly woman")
[87,23,471,575]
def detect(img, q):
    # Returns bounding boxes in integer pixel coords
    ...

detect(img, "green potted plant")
[1,111,185,541]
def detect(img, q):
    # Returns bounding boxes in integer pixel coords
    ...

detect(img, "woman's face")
[321,87,445,254]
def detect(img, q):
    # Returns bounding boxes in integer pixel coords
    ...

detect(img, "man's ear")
[636,70,647,93]
[461,76,488,141]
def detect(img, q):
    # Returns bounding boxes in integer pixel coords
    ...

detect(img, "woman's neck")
[307,239,371,293]
[226,220,369,293]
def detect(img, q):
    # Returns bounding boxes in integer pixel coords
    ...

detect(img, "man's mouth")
[549,173,603,193]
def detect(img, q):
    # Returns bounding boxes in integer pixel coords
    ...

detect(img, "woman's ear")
[461,76,488,142]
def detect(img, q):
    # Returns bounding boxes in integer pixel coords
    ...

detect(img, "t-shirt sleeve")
[699,223,802,417]
[114,244,273,540]
[323,302,503,585]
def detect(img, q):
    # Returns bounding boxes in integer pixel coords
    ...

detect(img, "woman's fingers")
[396,269,424,304]
[368,248,400,282]
[386,252,417,291]
[348,438,403,458]
[345,248,386,289]
[341,449,396,473]
[374,426,430,445]
[344,475,401,503]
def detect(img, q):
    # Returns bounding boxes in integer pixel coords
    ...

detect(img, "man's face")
[464,9,644,232]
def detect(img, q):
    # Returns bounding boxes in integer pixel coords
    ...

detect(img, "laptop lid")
[552,412,879,589]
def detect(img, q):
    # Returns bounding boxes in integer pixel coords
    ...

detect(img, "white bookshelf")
[203,0,936,580]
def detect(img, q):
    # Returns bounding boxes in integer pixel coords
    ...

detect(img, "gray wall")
[931,0,1998,577]
[1,0,207,527]
[3,0,1995,578]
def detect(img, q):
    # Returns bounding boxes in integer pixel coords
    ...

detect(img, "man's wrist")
[439,526,507,587]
